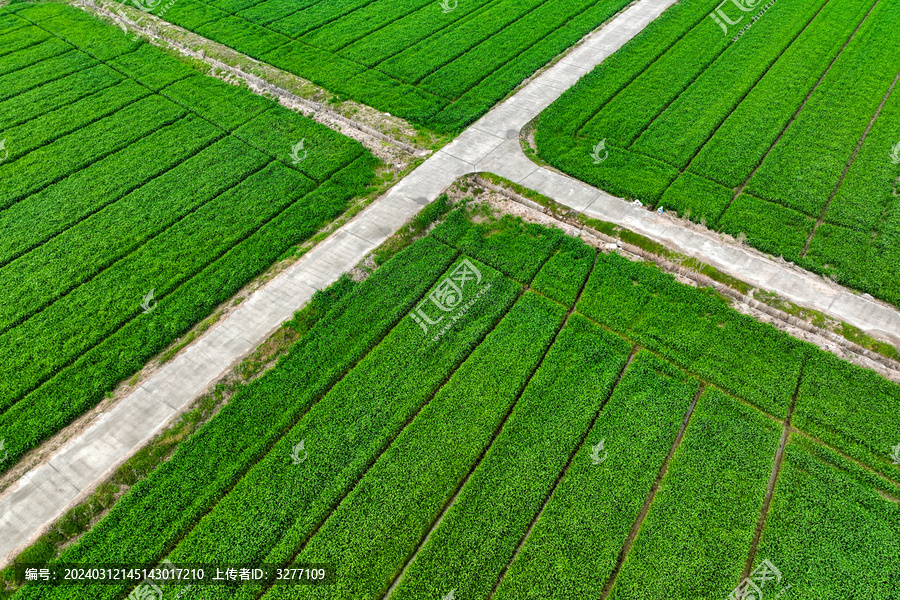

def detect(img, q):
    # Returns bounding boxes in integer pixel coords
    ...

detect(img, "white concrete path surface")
[4,0,900,565]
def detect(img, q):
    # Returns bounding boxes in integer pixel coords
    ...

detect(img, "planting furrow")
[378,0,552,85]
[120,259,521,600]
[0,63,123,131]
[530,237,596,308]
[687,0,879,190]
[490,351,700,600]
[631,0,831,170]
[0,116,222,269]
[0,94,188,210]
[741,0,900,218]
[257,291,566,600]
[605,389,781,600]
[577,252,804,418]
[751,437,900,597]
[0,134,266,336]
[11,238,460,600]
[389,314,632,600]
[0,153,377,470]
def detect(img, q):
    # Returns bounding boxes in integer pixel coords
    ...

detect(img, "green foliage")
[264,292,566,600]
[11,238,460,600]
[535,0,900,307]
[432,208,564,283]
[756,437,900,598]
[494,351,700,600]
[530,236,596,307]
[391,314,631,600]
[0,4,378,475]
[608,389,780,600]
[578,252,804,417]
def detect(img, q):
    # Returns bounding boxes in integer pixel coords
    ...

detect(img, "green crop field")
[11,201,900,599]
[536,0,900,306]
[121,0,636,132]
[0,2,377,475]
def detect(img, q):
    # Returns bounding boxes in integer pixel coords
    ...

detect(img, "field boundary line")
[0,158,275,416]
[598,383,704,600]
[0,120,221,271]
[486,342,639,600]
[801,64,900,256]
[571,0,713,140]
[77,0,431,158]
[661,0,834,173]
[741,367,803,582]
[714,0,883,224]
[382,259,598,600]
[249,285,529,600]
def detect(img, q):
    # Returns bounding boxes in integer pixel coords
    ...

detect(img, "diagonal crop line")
[740,365,803,583]
[0,122,223,271]
[800,63,900,256]
[0,152,373,419]
[0,88,151,171]
[386,252,600,600]
[112,253,466,600]
[486,343,639,600]
[0,70,125,133]
[421,0,614,104]
[0,49,92,102]
[651,0,835,171]
[597,382,704,600]
[245,285,530,600]
[714,0,883,226]
[573,1,720,140]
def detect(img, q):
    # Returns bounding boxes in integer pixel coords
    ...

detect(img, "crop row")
[390,313,631,600]
[743,0,900,219]
[493,351,699,600]
[530,236,596,307]
[577,251,804,417]
[755,437,900,597]
[630,0,830,170]
[0,131,255,336]
[687,0,877,190]
[123,0,638,131]
[14,210,900,596]
[145,260,521,600]
[0,116,220,269]
[262,291,566,600]
[431,209,564,284]
[12,237,462,600]
[0,3,377,472]
[607,389,780,599]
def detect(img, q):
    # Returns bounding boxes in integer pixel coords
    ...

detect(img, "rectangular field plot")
[0,3,377,476]
[129,0,635,132]
[536,0,900,307]
[14,201,900,599]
